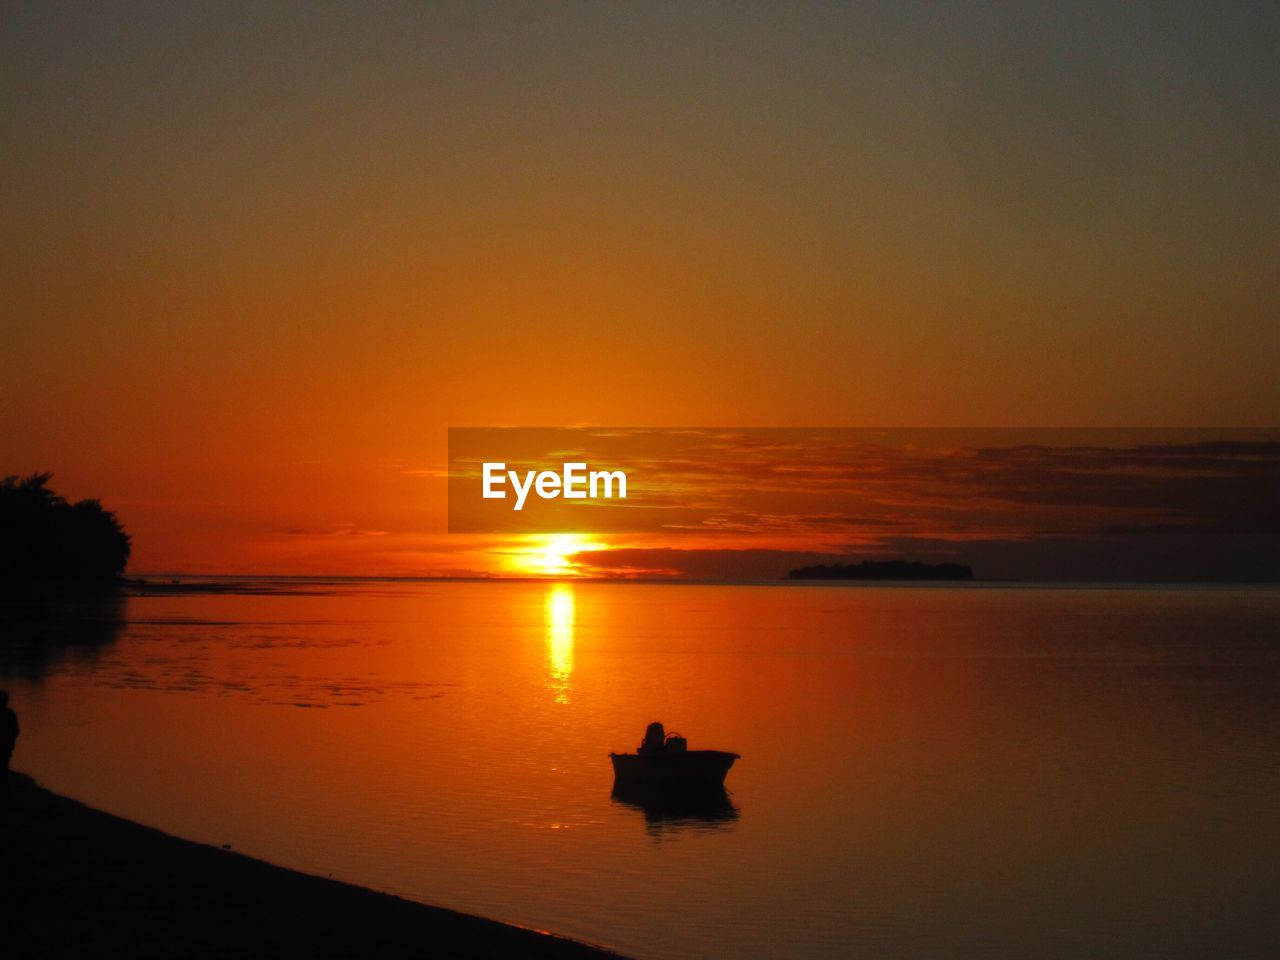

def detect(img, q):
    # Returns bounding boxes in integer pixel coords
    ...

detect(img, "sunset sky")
[3,3,1277,576]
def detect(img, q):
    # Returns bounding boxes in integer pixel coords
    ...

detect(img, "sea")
[4,580,1278,959]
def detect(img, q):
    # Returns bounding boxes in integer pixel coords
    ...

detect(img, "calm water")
[4,581,1279,959]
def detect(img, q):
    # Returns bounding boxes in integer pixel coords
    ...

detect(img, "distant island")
[787,559,973,581]
[0,473,131,586]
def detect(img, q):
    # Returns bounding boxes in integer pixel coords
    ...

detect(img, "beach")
[3,771,626,960]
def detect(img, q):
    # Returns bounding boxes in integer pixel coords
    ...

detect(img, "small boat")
[610,722,739,789]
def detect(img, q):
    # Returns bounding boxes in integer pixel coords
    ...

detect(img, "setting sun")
[507,534,606,577]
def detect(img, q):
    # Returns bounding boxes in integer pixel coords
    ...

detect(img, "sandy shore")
[3,771,628,959]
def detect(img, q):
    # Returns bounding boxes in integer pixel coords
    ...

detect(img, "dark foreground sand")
[3,771,627,960]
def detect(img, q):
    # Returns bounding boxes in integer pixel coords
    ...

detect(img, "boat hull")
[609,750,739,789]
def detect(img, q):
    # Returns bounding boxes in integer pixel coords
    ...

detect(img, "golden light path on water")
[545,583,575,703]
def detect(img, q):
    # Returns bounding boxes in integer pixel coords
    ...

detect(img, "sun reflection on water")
[545,583,575,703]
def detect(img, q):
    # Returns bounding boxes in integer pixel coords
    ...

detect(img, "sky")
[2,2,1278,576]
[443,428,1280,581]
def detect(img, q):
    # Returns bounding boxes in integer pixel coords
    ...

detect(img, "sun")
[509,533,605,577]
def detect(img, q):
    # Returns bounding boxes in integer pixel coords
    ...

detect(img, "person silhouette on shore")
[0,691,18,800]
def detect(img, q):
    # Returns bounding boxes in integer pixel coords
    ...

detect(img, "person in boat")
[638,721,666,754]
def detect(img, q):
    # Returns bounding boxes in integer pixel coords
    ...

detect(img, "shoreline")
[3,771,628,960]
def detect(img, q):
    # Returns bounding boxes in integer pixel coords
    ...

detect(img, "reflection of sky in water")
[0,597,126,684]
[6,581,1280,960]
[57,615,458,708]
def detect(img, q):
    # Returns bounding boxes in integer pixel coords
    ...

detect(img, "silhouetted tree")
[0,474,130,581]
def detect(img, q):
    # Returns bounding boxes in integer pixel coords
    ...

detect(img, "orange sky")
[2,4,1277,576]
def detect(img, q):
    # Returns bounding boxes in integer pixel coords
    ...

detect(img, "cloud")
[574,530,1280,583]
[284,523,392,538]
[616,434,1280,540]
[447,429,1280,580]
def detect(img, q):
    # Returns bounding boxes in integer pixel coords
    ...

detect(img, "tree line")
[0,474,130,581]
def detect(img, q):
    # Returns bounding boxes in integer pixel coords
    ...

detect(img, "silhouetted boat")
[610,722,739,789]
